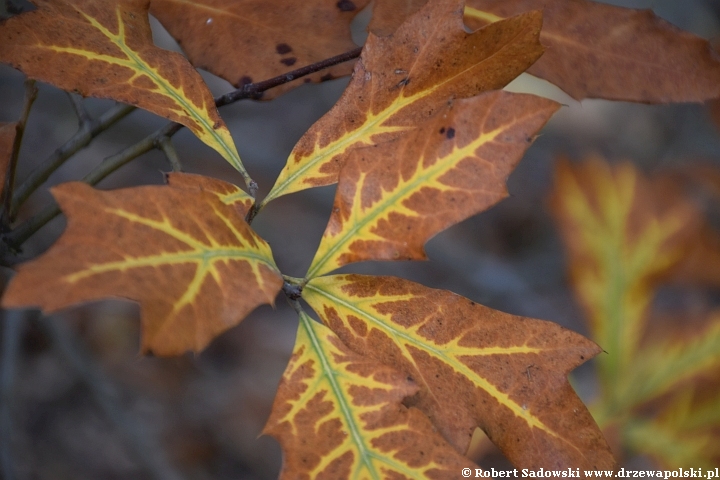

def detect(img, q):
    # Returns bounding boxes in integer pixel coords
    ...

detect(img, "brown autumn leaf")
[264,309,478,479]
[165,171,253,217]
[263,0,544,204]
[303,274,616,470]
[368,0,426,36]
[371,0,720,102]
[2,178,282,355]
[150,0,369,99]
[463,0,720,103]
[0,122,17,197]
[306,91,559,278]
[0,0,248,177]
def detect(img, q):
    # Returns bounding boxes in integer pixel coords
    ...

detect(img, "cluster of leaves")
[551,158,720,468]
[1,0,719,476]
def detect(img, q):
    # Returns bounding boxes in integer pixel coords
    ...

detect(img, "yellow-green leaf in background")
[2,176,282,355]
[624,384,720,469]
[0,0,251,184]
[551,157,720,468]
[261,0,544,207]
[617,319,720,411]
[305,92,559,279]
[263,309,476,479]
[550,157,700,388]
[302,274,616,471]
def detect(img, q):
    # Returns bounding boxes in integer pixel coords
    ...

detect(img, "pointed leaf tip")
[2,180,282,355]
[303,274,616,470]
[264,0,544,204]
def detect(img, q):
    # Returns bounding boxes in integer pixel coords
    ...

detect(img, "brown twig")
[2,79,37,223]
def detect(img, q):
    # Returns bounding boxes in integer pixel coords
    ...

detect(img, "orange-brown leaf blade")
[150,0,369,99]
[303,275,616,470]
[464,0,720,103]
[263,0,544,205]
[165,172,253,216]
[306,92,559,278]
[264,309,477,479]
[2,180,282,355]
[0,0,249,177]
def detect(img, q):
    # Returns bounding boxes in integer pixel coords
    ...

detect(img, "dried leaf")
[0,0,248,175]
[264,0,544,204]
[463,0,720,103]
[149,0,369,99]
[2,180,282,355]
[264,310,477,479]
[166,172,253,216]
[306,92,559,278]
[550,158,700,385]
[368,0,426,36]
[0,122,17,197]
[303,274,615,470]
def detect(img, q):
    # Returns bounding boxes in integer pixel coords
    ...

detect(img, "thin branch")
[67,92,92,127]
[0,310,25,480]
[10,102,135,219]
[39,315,184,480]
[216,46,363,106]
[2,79,37,222]
[156,136,182,172]
[4,46,364,250]
[3,123,180,250]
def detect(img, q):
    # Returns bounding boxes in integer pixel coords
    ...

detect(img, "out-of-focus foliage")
[551,157,720,468]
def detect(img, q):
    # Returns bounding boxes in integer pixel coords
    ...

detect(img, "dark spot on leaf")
[320,73,334,82]
[276,43,292,54]
[439,127,445,134]
[239,76,252,86]
[580,355,585,360]
[280,57,297,66]
[213,121,221,129]
[336,0,356,11]
[446,127,455,139]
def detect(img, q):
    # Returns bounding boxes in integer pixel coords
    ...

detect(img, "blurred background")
[1,0,719,478]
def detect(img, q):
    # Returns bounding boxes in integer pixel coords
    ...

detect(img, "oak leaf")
[264,310,477,479]
[149,0,369,99]
[306,91,559,278]
[263,0,544,205]
[2,176,282,355]
[463,0,720,103]
[0,0,249,178]
[370,0,720,103]
[302,274,616,470]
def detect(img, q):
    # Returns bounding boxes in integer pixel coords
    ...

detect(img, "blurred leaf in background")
[551,157,720,468]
